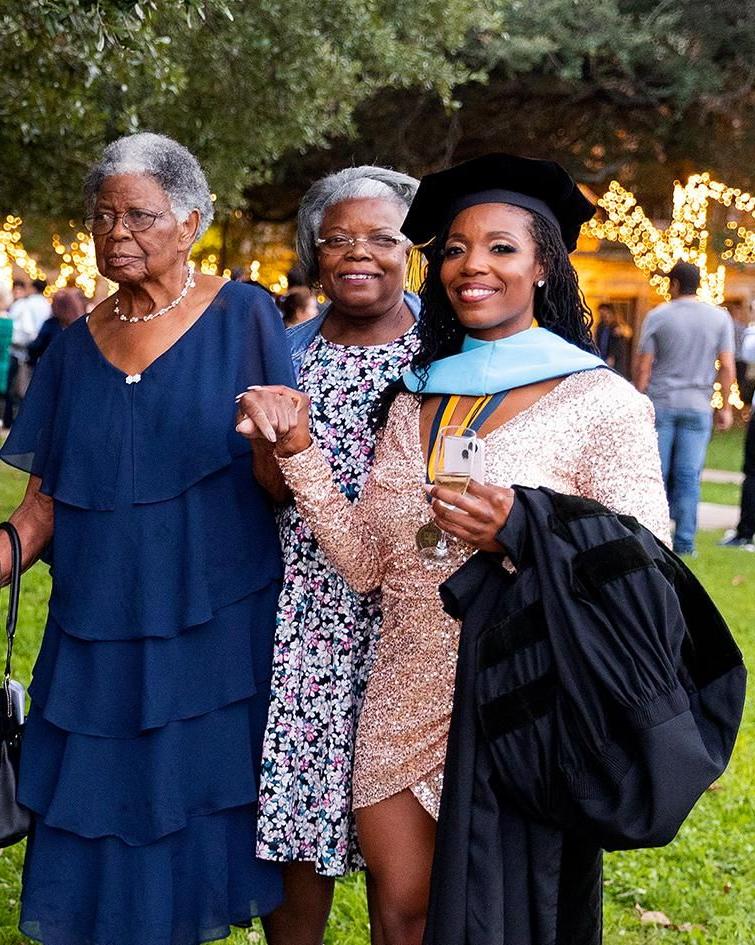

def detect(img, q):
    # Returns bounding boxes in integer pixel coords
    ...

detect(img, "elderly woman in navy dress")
[251,166,420,945]
[0,133,290,945]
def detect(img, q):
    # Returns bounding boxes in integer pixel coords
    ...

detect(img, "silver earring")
[536,279,545,288]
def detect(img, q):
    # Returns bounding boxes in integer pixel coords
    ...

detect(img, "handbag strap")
[0,523,21,715]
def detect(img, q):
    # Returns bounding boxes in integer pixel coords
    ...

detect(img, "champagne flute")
[418,425,479,564]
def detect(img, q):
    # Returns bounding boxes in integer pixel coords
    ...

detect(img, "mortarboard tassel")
[404,246,427,293]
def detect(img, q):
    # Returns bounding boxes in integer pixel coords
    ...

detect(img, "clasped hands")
[236,385,515,552]
[235,385,312,456]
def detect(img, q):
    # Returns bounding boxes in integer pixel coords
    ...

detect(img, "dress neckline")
[316,323,417,352]
[83,280,231,380]
[413,371,581,469]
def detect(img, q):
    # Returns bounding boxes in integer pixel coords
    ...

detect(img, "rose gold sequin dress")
[279,369,671,818]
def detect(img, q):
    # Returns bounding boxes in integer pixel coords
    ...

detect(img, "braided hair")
[374,207,596,427]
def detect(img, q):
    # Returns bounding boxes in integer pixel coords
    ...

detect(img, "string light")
[198,253,219,275]
[712,359,745,411]
[582,173,755,305]
[710,381,743,410]
[50,232,110,298]
[1,215,46,294]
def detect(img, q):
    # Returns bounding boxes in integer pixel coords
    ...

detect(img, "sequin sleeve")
[576,386,672,546]
[277,431,392,595]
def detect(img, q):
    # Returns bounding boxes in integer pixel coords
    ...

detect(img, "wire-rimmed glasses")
[315,233,407,256]
[83,209,168,236]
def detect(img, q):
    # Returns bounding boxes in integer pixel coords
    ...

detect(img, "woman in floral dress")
[254,165,420,945]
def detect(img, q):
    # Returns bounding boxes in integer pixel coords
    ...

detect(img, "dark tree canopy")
[2,0,753,222]
[0,0,488,214]
[246,0,755,219]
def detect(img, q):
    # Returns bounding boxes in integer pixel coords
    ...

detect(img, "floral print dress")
[256,326,419,877]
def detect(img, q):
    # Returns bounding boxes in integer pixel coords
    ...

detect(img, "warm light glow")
[583,173,755,305]
[712,361,745,410]
[198,253,219,275]
[50,232,110,298]
[1,215,46,294]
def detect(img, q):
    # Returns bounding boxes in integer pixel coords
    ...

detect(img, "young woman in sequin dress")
[251,166,420,945]
[238,156,670,945]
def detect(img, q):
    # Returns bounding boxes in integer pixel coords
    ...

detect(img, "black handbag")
[0,521,31,847]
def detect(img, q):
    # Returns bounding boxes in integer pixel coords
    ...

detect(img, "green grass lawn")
[705,426,746,474]
[0,467,752,944]
[699,481,742,506]
[701,426,745,506]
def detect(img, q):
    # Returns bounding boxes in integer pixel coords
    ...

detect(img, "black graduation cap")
[401,153,596,254]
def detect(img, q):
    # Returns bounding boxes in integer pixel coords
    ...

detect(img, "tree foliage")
[1,0,753,220]
[1,1,215,212]
[460,0,755,202]
[247,0,755,217]
[0,0,491,214]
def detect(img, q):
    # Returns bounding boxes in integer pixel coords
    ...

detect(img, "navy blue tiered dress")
[0,281,291,945]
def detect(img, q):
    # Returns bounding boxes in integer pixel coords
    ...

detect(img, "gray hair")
[84,132,214,239]
[297,165,419,282]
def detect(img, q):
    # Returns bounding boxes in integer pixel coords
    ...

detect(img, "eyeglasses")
[83,208,168,236]
[315,234,407,256]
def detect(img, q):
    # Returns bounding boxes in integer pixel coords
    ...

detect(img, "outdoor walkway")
[702,469,744,485]
[699,502,738,530]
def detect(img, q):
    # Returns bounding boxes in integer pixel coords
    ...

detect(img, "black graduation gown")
[423,487,746,945]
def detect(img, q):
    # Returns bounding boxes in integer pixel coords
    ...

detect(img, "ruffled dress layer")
[0,282,294,945]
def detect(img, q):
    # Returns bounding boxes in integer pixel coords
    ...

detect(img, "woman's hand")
[236,385,312,457]
[426,480,515,553]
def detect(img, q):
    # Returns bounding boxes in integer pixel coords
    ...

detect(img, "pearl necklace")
[115,263,196,323]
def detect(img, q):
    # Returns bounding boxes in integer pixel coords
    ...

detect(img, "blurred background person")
[14,278,51,335]
[286,263,326,317]
[720,320,755,550]
[610,311,633,379]
[595,302,616,361]
[27,287,86,367]
[0,286,13,430]
[286,264,309,289]
[729,299,754,405]
[595,301,632,378]
[4,278,50,428]
[279,285,318,328]
[634,260,735,555]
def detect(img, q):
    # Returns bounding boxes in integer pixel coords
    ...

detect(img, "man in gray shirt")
[635,261,735,555]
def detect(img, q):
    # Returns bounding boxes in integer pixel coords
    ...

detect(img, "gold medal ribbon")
[426,394,493,482]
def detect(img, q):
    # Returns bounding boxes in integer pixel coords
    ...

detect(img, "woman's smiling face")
[316,197,410,317]
[440,203,544,341]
